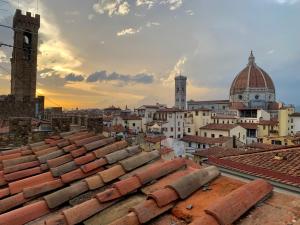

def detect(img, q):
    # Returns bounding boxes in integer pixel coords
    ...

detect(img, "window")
[178,127,180,132]
[196,131,198,136]
[255,95,259,100]
[204,132,207,137]
[239,95,243,100]
[177,134,181,138]
[219,135,223,137]
[195,111,199,116]
[171,127,174,132]
[198,144,201,148]
[189,142,192,147]
[133,123,135,127]
[188,128,191,133]
[211,134,215,138]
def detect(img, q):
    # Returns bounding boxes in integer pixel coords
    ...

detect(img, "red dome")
[230,52,275,95]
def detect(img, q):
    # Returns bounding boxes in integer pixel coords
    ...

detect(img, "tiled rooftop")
[181,135,232,145]
[200,124,239,131]
[0,130,299,225]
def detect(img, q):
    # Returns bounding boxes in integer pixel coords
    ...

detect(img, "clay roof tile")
[204,179,273,225]
[130,199,174,224]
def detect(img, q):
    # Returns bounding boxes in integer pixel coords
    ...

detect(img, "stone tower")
[10,9,40,101]
[175,74,187,110]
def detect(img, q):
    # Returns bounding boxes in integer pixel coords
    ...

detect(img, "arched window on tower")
[23,31,32,61]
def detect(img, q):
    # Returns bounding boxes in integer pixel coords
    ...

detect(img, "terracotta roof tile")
[35,146,59,157]
[0,152,22,161]
[70,147,87,158]
[61,167,103,184]
[99,165,126,183]
[113,176,141,196]
[166,166,220,199]
[0,192,26,213]
[84,137,115,152]
[96,188,122,202]
[62,199,117,225]
[93,140,128,158]
[104,146,140,164]
[0,187,10,199]
[81,158,107,173]
[204,179,273,225]
[2,155,37,167]
[3,166,42,181]
[3,160,40,174]
[74,153,96,165]
[119,150,160,172]
[8,172,55,194]
[37,150,65,164]
[46,154,73,168]
[23,179,63,198]
[0,200,50,225]
[105,210,140,225]
[148,187,178,207]
[50,161,78,177]
[43,182,89,209]
[62,144,77,153]
[130,199,174,224]
[85,174,104,190]
[135,158,186,185]
[73,134,104,147]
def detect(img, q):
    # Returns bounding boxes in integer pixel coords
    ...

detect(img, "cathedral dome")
[230,51,275,96]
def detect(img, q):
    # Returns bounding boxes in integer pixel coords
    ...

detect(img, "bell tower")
[10,9,40,101]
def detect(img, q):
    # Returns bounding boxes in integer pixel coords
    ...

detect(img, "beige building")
[199,124,247,144]
[184,109,212,136]
[278,106,295,136]
[112,115,142,134]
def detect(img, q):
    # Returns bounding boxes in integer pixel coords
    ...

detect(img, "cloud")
[88,14,95,20]
[117,22,159,37]
[160,0,183,10]
[117,27,141,36]
[93,0,130,16]
[136,0,157,9]
[185,10,194,16]
[162,56,187,86]
[136,0,184,10]
[86,70,154,84]
[65,73,85,82]
[0,50,9,63]
[146,22,160,27]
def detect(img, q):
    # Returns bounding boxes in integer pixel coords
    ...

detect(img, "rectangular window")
[188,128,191,133]
[211,134,215,138]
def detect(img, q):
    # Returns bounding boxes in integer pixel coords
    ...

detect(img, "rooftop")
[0,131,299,225]
[200,123,239,131]
[181,135,232,145]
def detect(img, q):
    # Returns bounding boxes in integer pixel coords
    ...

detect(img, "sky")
[0,0,300,109]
